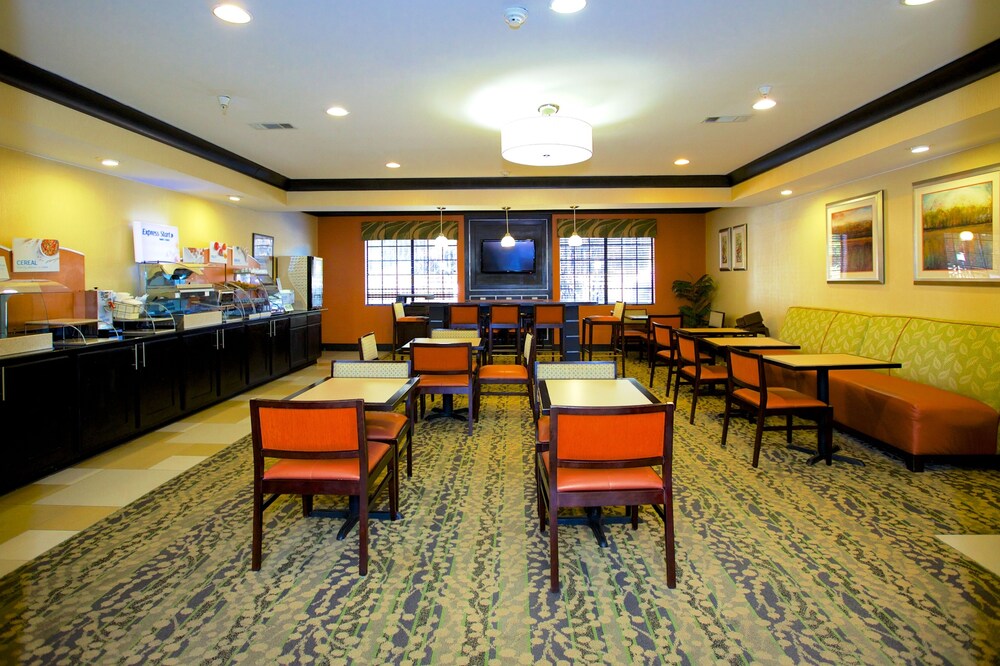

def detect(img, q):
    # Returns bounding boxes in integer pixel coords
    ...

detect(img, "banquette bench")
[769,307,999,471]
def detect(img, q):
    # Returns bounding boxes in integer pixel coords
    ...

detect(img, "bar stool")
[532,303,566,360]
[446,303,482,334]
[392,302,429,360]
[487,303,522,364]
[583,301,626,377]
[622,308,648,360]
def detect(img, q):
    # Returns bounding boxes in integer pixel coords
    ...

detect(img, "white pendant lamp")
[434,206,449,249]
[501,207,516,247]
[501,104,593,167]
[568,205,583,247]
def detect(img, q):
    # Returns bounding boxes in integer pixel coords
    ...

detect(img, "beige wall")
[0,146,317,293]
[708,141,1000,334]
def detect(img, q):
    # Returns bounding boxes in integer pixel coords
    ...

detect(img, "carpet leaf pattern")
[1,358,998,665]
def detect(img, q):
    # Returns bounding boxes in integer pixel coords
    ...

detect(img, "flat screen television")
[481,239,535,274]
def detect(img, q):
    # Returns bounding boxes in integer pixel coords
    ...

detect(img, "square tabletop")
[760,353,900,371]
[678,327,751,336]
[403,337,483,349]
[702,336,799,350]
[285,376,417,410]
[540,377,659,412]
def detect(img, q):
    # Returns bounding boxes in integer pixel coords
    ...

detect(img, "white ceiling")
[1,0,999,212]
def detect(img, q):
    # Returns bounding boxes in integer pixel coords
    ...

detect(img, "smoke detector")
[504,7,528,29]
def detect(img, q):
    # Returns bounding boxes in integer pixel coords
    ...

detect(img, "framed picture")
[252,233,274,259]
[718,227,731,271]
[913,167,999,284]
[732,224,748,270]
[826,191,884,283]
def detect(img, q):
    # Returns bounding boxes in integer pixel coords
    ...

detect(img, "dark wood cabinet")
[307,312,322,362]
[271,317,290,376]
[136,337,182,430]
[217,324,247,399]
[247,317,291,385]
[77,344,139,454]
[289,314,309,368]
[181,329,219,411]
[1,354,77,492]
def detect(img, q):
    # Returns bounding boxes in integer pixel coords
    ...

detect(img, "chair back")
[489,303,520,326]
[411,342,474,375]
[447,304,481,329]
[675,330,699,366]
[533,304,565,326]
[651,321,676,348]
[358,331,379,361]
[332,359,411,378]
[611,301,626,320]
[726,347,764,393]
[550,403,673,467]
[522,331,536,369]
[708,310,725,328]
[431,328,479,339]
[392,302,406,322]
[250,399,366,463]
[624,308,647,320]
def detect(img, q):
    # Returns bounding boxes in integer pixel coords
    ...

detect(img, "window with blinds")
[365,239,459,305]
[559,237,654,304]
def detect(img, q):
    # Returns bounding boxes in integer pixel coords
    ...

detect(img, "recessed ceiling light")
[900,0,935,6]
[213,4,252,24]
[910,145,930,153]
[229,196,242,202]
[386,162,401,169]
[100,158,119,167]
[550,0,586,13]
[326,106,349,117]
[780,189,793,196]
[674,158,690,166]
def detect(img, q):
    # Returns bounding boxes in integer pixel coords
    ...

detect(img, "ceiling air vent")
[249,122,296,130]
[703,115,751,124]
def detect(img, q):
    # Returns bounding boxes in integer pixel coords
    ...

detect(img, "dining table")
[760,353,901,465]
[284,374,419,537]
[677,327,754,337]
[538,376,662,546]
[701,336,800,351]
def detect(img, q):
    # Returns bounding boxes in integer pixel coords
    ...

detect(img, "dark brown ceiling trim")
[729,37,1000,185]
[308,207,715,217]
[0,49,289,190]
[4,36,999,195]
[288,175,730,191]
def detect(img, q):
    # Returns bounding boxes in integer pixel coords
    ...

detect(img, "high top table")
[760,353,901,465]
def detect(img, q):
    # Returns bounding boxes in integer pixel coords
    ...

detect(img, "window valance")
[361,220,459,241]
[555,217,658,239]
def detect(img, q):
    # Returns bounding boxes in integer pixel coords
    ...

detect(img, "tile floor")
[0,352,340,577]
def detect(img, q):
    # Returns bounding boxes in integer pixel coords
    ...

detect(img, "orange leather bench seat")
[828,370,999,457]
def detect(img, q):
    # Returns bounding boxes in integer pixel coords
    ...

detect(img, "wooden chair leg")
[664,488,676,589]
[359,493,369,576]
[688,381,699,424]
[785,414,793,443]
[549,495,560,593]
[251,489,263,571]
[752,411,766,467]
[302,494,313,517]
[721,398,731,447]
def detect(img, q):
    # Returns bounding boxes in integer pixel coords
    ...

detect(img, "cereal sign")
[13,238,60,272]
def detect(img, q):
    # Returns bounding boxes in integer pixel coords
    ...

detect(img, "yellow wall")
[0,145,317,293]
[708,141,1000,333]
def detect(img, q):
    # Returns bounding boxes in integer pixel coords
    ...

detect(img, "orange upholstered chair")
[647,316,683,389]
[721,347,833,467]
[410,341,478,436]
[331,360,415,478]
[672,330,728,424]
[486,303,522,364]
[392,302,429,359]
[532,303,566,360]
[446,303,482,333]
[250,398,398,575]
[583,301,626,377]
[535,403,676,592]
[474,332,535,418]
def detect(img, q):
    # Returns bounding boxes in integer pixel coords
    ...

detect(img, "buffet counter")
[0,311,323,493]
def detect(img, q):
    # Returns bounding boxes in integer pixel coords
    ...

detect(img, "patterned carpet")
[1,361,999,665]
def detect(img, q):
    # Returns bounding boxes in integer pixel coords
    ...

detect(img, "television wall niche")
[465,215,551,299]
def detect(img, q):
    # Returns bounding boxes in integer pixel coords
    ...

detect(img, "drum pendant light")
[501,104,592,167]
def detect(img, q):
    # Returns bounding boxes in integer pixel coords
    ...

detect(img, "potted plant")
[671,274,717,327]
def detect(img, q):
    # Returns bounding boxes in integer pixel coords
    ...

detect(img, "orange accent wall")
[317,213,704,346]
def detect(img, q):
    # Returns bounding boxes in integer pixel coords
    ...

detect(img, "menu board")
[133,221,180,263]
[13,238,60,272]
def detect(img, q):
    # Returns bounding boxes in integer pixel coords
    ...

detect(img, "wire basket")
[111,300,144,320]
